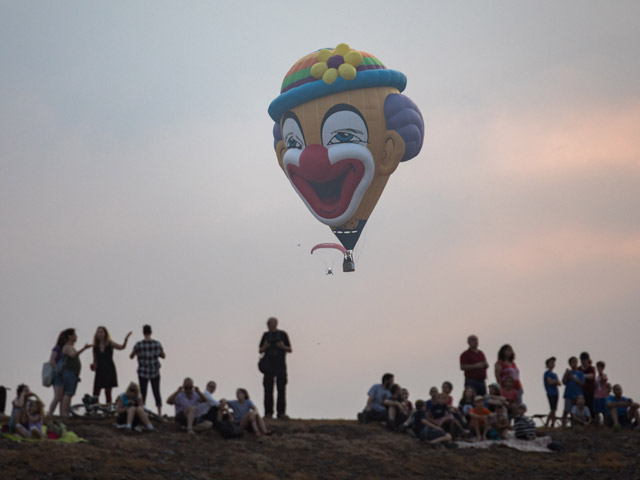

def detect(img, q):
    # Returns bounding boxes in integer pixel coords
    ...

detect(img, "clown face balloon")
[269,43,424,251]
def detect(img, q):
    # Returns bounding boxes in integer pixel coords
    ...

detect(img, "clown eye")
[327,130,365,145]
[321,108,368,147]
[286,137,303,149]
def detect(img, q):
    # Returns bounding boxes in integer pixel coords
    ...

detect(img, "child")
[412,400,453,446]
[441,381,454,407]
[571,395,592,427]
[15,397,45,439]
[485,383,508,412]
[459,386,476,419]
[593,361,609,426]
[469,395,493,441]
[562,356,585,427]
[493,403,511,439]
[513,404,536,440]
[501,376,520,415]
[543,357,561,427]
[428,393,466,438]
[425,387,439,412]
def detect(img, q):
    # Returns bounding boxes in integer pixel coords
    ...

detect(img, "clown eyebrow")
[320,104,368,138]
[329,128,365,135]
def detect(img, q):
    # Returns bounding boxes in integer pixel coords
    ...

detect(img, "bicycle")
[70,394,116,420]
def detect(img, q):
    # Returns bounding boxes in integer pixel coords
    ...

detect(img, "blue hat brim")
[268,69,407,123]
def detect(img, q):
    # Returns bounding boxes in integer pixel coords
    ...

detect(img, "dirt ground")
[1,418,640,479]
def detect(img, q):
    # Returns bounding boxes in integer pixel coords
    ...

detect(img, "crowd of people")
[357,335,640,444]
[2,318,292,439]
[2,329,638,443]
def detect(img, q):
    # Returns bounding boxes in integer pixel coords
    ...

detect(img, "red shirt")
[580,365,596,395]
[460,349,487,380]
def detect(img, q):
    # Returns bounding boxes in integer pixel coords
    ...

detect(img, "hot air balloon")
[269,43,424,271]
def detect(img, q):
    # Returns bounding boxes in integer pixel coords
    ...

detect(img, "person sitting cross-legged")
[167,378,212,435]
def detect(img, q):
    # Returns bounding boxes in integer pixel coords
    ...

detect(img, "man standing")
[459,335,489,396]
[259,317,292,419]
[130,324,165,415]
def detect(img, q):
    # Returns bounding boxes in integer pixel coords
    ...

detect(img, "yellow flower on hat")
[311,43,364,85]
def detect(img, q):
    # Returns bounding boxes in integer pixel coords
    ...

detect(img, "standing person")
[593,361,609,426]
[60,329,92,417]
[579,352,596,415]
[91,327,132,404]
[495,344,523,404]
[459,335,489,396]
[130,325,165,416]
[543,357,562,427]
[561,356,585,427]
[259,317,292,420]
[47,328,75,416]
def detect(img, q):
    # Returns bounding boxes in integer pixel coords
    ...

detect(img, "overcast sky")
[1,1,639,419]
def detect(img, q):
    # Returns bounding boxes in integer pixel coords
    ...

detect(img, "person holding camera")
[166,378,212,435]
[259,317,292,420]
[115,382,154,433]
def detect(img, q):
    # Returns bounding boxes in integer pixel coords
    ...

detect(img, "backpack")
[216,419,244,439]
[42,362,54,387]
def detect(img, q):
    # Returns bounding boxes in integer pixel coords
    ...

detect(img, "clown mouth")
[288,159,365,219]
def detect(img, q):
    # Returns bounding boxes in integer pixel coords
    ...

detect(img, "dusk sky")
[1,1,639,419]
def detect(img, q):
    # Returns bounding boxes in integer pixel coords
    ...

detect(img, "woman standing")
[91,327,132,404]
[60,329,91,417]
[495,344,524,404]
[47,328,75,416]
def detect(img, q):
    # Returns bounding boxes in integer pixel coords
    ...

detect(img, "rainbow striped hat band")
[268,43,407,122]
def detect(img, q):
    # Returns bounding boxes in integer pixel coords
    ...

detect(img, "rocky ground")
[1,417,640,479]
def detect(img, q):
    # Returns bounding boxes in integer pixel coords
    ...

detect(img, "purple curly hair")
[272,93,424,161]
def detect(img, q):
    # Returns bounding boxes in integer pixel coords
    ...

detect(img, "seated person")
[500,376,520,415]
[428,393,466,438]
[228,388,270,436]
[607,384,640,429]
[493,403,511,439]
[513,403,536,440]
[198,380,220,421]
[9,384,31,434]
[469,395,493,441]
[383,384,409,430]
[166,377,212,435]
[485,383,508,412]
[116,382,154,433]
[570,395,592,427]
[458,386,476,421]
[412,399,453,445]
[425,386,439,412]
[358,373,393,423]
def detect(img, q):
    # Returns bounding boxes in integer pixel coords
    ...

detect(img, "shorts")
[52,372,64,387]
[464,379,487,397]
[563,397,576,414]
[547,394,558,411]
[175,410,203,427]
[419,426,446,442]
[62,370,79,396]
[593,398,607,416]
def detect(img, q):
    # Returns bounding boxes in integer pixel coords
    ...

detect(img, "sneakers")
[277,414,290,420]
